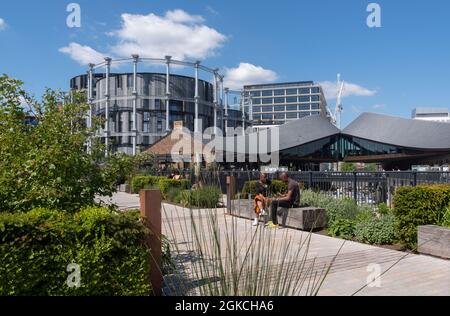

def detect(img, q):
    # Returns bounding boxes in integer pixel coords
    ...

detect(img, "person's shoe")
[268,222,279,229]
[252,218,259,226]
[265,221,273,227]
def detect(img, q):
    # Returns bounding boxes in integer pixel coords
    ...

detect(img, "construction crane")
[327,74,345,129]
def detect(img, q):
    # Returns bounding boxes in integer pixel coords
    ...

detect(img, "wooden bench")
[418,225,450,259]
[230,199,326,231]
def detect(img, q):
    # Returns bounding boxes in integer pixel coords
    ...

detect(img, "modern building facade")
[243,81,329,129]
[70,56,249,155]
[412,107,450,123]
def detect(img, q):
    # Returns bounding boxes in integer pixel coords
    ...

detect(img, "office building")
[412,107,450,123]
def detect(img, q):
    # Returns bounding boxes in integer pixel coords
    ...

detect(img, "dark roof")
[343,112,450,150]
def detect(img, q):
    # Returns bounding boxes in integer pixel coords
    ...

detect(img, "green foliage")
[392,185,450,249]
[328,218,357,240]
[0,207,151,296]
[377,203,391,216]
[241,180,287,198]
[354,214,397,245]
[0,75,133,213]
[180,186,222,208]
[440,205,450,228]
[131,175,190,198]
[340,163,357,172]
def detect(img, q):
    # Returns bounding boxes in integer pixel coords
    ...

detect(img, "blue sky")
[1,0,449,127]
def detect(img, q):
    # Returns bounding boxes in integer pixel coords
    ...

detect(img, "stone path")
[103,192,450,296]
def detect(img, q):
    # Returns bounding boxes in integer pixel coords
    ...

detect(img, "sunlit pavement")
[103,192,450,296]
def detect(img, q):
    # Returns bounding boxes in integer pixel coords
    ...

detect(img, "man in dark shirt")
[267,173,300,229]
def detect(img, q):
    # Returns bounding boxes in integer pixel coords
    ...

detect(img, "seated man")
[253,173,271,226]
[267,173,300,229]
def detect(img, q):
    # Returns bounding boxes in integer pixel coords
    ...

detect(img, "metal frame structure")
[83,56,246,156]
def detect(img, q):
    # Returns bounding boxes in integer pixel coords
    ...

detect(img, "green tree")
[0,74,134,212]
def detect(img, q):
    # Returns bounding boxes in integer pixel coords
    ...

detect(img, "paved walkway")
[103,193,450,296]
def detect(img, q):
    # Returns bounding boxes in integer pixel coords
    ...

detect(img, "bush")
[392,184,450,249]
[180,186,222,208]
[131,176,190,199]
[355,214,397,245]
[440,205,450,228]
[241,180,287,198]
[328,218,356,240]
[0,207,151,296]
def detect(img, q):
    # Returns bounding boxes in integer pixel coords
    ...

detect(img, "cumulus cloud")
[59,43,107,65]
[319,81,376,99]
[0,18,7,31]
[224,63,278,90]
[110,10,226,60]
[60,9,226,64]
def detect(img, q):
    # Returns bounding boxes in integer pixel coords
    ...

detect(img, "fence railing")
[152,170,450,206]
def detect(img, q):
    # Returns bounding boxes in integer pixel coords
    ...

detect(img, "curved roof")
[343,112,450,150]
[278,115,340,150]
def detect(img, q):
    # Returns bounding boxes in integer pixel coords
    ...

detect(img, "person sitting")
[253,173,271,226]
[266,173,300,229]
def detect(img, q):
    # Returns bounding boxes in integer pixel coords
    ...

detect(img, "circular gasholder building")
[70,56,249,155]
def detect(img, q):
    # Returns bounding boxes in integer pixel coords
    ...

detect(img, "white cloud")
[110,10,226,60]
[165,9,204,24]
[319,81,376,99]
[59,43,107,65]
[206,6,219,16]
[372,103,386,109]
[0,18,7,31]
[224,63,278,90]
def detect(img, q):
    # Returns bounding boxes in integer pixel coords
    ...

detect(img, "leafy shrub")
[0,207,151,296]
[241,180,287,198]
[328,219,357,240]
[131,176,164,193]
[392,184,450,249]
[440,205,450,228]
[355,214,397,245]
[158,179,190,199]
[180,186,222,208]
[131,176,190,199]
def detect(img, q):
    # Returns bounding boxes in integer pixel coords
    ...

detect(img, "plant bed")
[418,225,450,259]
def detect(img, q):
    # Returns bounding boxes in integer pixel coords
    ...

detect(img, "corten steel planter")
[418,225,450,259]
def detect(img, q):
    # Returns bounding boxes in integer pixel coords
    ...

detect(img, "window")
[311,87,320,94]
[143,112,150,121]
[143,122,150,133]
[274,97,285,104]
[286,96,297,103]
[286,112,298,119]
[286,105,298,111]
[143,136,149,145]
[261,106,273,112]
[286,88,297,95]
[311,95,320,102]
[299,88,310,94]
[251,91,261,97]
[311,111,320,116]
[262,90,273,97]
[311,103,320,110]
[262,98,273,104]
[299,95,310,102]
[274,105,285,112]
[262,114,273,120]
[299,104,311,111]
[253,106,262,113]
[253,98,262,105]
[274,113,285,120]
[274,89,285,96]
[299,112,310,118]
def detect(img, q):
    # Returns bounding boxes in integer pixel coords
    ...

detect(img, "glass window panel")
[286,96,297,103]
[299,95,310,102]
[262,90,273,97]
[286,88,297,95]
[274,89,285,96]
[299,104,311,111]
[274,113,285,120]
[262,106,273,112]
[286,112,298,119]
[311,103,320,110]
[274,97,285,104]
[299,88,310,94]
[311,87,320,94]
[262,98,273,104]
[286,105,298,111]
[311,95,320,101]
[274,105,285,112]
[262,114,273,120]
[311,111,320,116]
[251,91,261,97]
[253,98,262,105]
[253,106,262,113]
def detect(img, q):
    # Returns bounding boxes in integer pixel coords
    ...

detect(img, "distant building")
[412,107,450,123]
[243,81,329,129]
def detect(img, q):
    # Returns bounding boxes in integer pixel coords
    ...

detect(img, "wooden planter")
[418,225,450,259]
